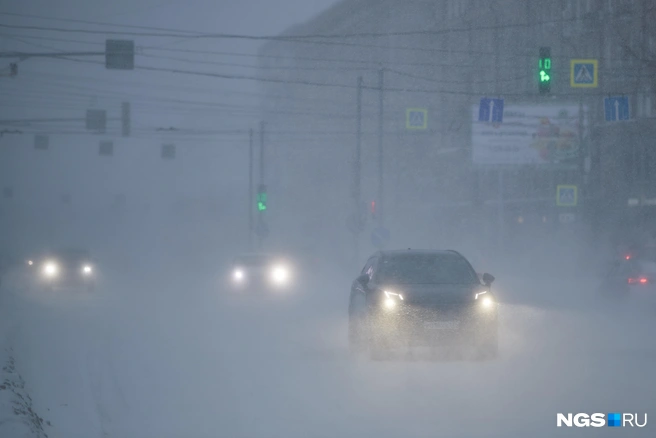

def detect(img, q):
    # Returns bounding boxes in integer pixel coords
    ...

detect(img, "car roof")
[378,249,463,257]
[52,248,90,255]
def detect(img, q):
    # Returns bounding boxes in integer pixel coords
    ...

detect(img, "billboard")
[472,104,587,165]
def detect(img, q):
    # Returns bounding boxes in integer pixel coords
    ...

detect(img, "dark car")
[601,256,656,301]
[229,253,294,291]
[28,248,96,292]
[348,249,498,360]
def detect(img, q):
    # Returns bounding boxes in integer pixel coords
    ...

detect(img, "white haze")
[1,1,656,438]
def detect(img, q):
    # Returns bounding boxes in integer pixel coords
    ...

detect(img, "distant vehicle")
[348,249,498,360]
[229,253,294,291]
[601,256,656,300]
[27,248,96,292]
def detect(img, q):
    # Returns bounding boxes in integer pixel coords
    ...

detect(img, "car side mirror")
[357,273,370,285]
[482,273,495,286]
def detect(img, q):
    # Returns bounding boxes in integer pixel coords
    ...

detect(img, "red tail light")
[625,254,632,260]
[628,277,649,284]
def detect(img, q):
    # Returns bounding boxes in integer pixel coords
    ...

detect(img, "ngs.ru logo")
[557,413,647,428]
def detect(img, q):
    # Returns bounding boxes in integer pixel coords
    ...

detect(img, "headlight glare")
[233,269,245,281]
[383,290,403,309]
[43,262,58,277]
[271,265,289,284]
[82,265,92,274]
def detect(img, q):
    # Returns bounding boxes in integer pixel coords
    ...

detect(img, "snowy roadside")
[0,289,49,438]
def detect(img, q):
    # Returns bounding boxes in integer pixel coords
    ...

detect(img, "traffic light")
[257,184,267,211]
[539,47,551,94]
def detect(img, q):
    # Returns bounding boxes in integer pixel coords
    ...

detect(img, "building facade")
[257,0,656,264]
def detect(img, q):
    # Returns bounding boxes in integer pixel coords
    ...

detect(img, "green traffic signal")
[538,47,551,94]
[257,184,267,211]
[540,70,550,82]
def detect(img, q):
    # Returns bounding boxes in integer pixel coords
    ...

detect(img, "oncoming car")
[229,253,294,291]
[28,248,96,292]
[348,249,498,360]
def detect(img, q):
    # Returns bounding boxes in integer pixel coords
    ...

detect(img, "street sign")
[570,59,598,87]
[604,96,630,122]
[478,98,504,123]
[99,141,113,156]
[34,134,48,150]
[105,39,135,70]
[472,103,586,165]
[406,108,427,130]
[86,109,107,133]
[556,185,578,207]
[371,227,390,248]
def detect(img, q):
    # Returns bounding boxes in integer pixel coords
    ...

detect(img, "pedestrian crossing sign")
[570,59,598,88]
[556,185,578,207]
[406,108,428,130]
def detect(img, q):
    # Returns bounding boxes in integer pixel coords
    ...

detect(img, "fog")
[2,1,656,437]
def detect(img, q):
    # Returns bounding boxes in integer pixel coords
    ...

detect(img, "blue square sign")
[556,185,578,207]
[478,98,504,123]
[604,96,630,122]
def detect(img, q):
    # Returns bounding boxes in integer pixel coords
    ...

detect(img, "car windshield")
[377,254,480,285]
[53,249,90,261]
[235,255,272,267]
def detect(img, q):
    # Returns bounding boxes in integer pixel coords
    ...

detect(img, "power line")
[1,7,651,43]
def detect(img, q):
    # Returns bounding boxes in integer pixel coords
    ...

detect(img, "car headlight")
[475,290,494,308]
[233,269,245,282]
[270,265,289,284]
[82,265,93,275]
[383,290,403,309]
[43,262,58,277]
[27,260,33,266]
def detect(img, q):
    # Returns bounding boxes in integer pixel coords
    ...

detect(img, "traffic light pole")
[354,76,363,264]
[377,68,384,227]
[248,128,254,250]
[258,121,266,249]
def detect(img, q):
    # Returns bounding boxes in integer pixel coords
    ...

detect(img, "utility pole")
[354,76,363,264]
[377,68,385,227]
[492,1,504,253]
[248,128,254,250]
[259,121,265,185]
[258,121,266,249]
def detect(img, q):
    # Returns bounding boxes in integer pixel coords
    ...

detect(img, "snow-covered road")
[2,265,656,438]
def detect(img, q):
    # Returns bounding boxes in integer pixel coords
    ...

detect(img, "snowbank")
[0,289,48,438]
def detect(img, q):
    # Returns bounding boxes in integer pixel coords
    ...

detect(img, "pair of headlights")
[42,261,93,277]
[381,290,494,309]
[233,265,290,285]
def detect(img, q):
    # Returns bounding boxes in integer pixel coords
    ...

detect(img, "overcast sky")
[0,1,340,210]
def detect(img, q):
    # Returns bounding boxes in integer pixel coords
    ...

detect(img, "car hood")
[379,283,484,306]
